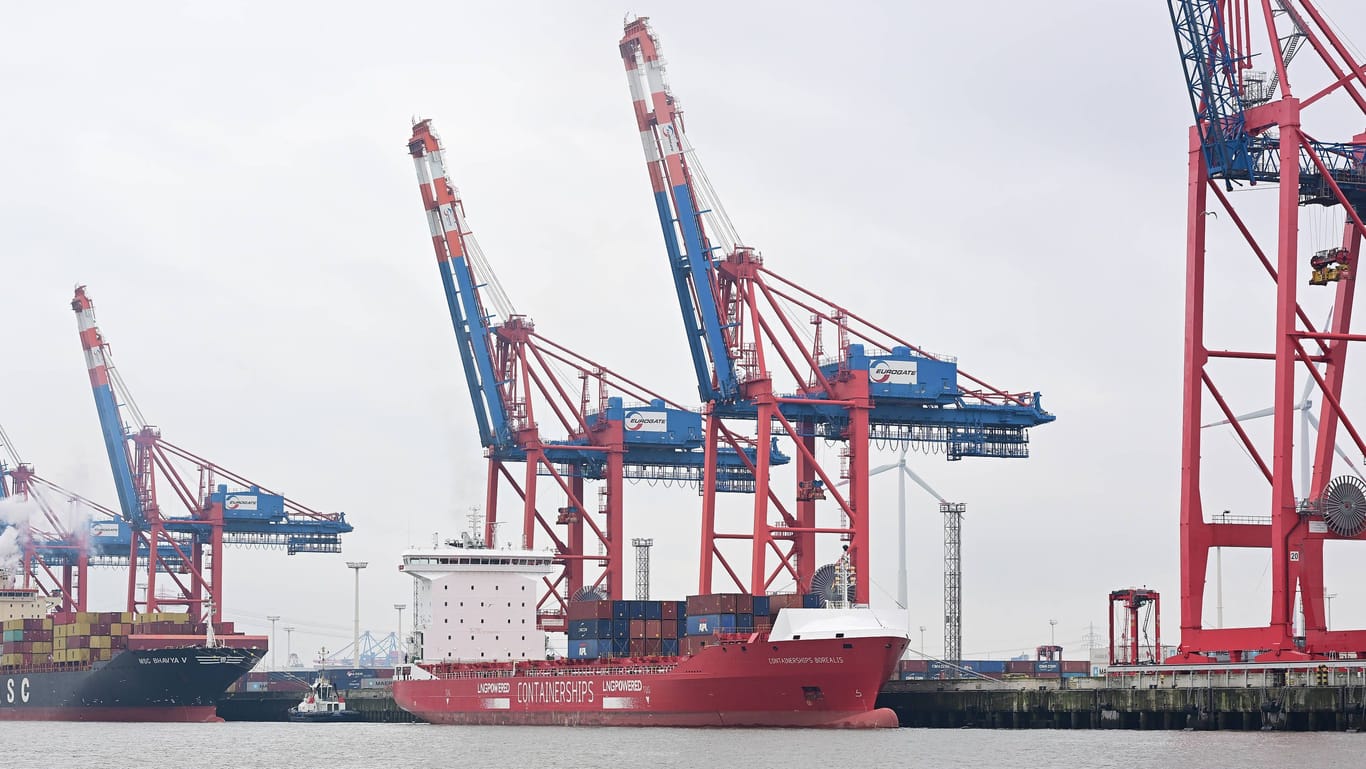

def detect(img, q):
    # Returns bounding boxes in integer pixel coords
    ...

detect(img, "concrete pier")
[876,678,1366,731]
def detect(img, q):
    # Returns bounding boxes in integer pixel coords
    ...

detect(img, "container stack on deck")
[0,611,238,671]
[564,592,821,661]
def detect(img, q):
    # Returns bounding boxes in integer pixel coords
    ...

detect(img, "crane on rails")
[406,119,786,627]
[71,286,353,619]
[618,18,1053,603]
[1165,0,1366,660]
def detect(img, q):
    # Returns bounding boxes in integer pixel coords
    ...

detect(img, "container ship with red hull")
[1,584,265,722]
[392,538,909,728]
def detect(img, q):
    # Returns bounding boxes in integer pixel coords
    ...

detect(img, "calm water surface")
[3,722,1363,768]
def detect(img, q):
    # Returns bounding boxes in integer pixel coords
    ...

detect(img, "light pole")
[266,615,280,670]
[394,603,407,663]
[918,625,926,653]
[1326,590,1338,631]
[284,626,295,667]
[346,561,368,668]
[1049,618,1058,647]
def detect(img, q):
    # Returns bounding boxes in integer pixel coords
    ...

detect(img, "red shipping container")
[567,601,602,621]
[899,659,929,673]
[1006,660,1034,674]
[661,602,678,621]
[1061,660,1090,674]
[629,619,647,639]
[628,639,648,657]
[645,639,662,656]
[645,620,662,639]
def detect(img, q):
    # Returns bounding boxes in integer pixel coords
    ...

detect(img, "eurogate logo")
[869,360,917,385]
[624,411,668,432]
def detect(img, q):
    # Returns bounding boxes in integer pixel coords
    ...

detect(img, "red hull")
[0,705,221,722]
[394,634,906,728]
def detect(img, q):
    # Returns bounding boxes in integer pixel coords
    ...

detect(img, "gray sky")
[4,1,1366,664]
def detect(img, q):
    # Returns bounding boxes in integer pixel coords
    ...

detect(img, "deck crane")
[618,18,1054,603]
[407,119,785,625]
[1165,0,1366,661]
[72,287,353,618]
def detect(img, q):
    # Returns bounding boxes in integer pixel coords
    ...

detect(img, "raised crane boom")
[410,121,509,448]
[620,22,737,403]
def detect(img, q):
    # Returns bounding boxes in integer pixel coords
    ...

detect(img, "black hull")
[0,646,261,721]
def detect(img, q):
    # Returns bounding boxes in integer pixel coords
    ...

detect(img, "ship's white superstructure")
[401,536,554,663]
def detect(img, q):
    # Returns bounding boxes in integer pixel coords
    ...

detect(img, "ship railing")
[424,662,679,680]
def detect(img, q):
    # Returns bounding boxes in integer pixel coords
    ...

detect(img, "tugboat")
[287,675,363,722]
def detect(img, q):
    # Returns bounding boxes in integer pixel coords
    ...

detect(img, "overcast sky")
[4,1,1366,666]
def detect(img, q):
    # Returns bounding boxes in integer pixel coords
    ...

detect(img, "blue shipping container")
[751,595,770,617]
[687,614,722,636]
[612,619,630,640]
[676,619,687,638]
[611,638,629,657]
[644,601,663,620]
[802,593,823,608]
[1035,661,1061,673]
[737,613,753,631]
[569,639,600,660]
[975,660,1007,674]
[629,601,648,620]
[717,614,737,632]
[661,638,680,656]
[612,601,629,620]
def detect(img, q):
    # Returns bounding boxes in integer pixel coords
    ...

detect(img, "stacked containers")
[565,600,686,660]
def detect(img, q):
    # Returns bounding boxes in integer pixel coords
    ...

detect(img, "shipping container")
[611,619,629,640]
[612,601,629,621]
[750,595,770,617]
[687,614,721,636]
[899,659,929,674]
[975,660,1007,674]
[1035,661,1061,673]
[736,613,753,632]
[1061,660,1089,674]
[661,638,680,657]
[1006,660,1034,674]
[645,620,662,639]
[628,601,648,620]
[644,601,663,621]
[629,619,647,639]
[569,639,601,660]
[802,593,823,608]
[661,601,679,621]
[611,638,629,657]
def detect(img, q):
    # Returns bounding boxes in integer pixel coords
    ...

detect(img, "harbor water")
[1,722,1360,768]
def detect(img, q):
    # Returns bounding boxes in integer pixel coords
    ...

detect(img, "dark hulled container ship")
[0,584,264,722]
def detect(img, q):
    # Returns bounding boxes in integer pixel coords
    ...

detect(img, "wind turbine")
[844,447,964,662]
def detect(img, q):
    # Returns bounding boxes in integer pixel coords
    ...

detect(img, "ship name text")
[768,656,845,665]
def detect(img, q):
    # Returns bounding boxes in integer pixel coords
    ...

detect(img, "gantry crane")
[618,18,1053,603]
[72,287,353,618]
[1165,0,1366,660]
[407,120,786,625]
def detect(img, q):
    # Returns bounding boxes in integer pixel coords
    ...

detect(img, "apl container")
[687,614,721,636]
[569,639,601,660]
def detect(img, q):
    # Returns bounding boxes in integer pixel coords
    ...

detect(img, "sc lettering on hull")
[4,677,30,704]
